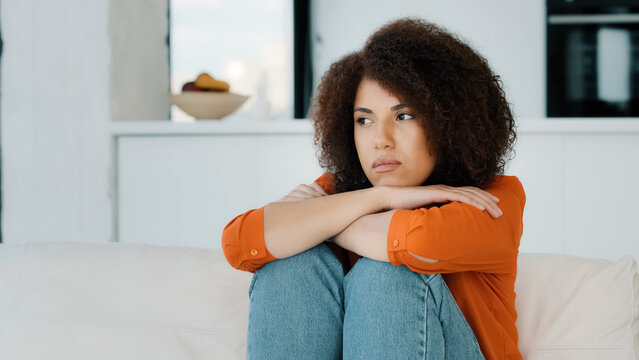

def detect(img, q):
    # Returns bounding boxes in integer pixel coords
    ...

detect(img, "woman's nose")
[374,120,394,149]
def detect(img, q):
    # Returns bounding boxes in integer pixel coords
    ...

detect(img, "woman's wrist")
[373,185,392,211]
[334,211,394,262]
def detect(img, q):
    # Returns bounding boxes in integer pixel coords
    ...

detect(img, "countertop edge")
[110,118,639,135]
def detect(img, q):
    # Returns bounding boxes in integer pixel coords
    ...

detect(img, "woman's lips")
[374,163,401,173]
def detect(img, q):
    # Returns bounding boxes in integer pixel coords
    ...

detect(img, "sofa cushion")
[515,253,639,360]
[2,242,638,359]
[0,242,253,360]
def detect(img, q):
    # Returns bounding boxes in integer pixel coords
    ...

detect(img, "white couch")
[0,242,637,359]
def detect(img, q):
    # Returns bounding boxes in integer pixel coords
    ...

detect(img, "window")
[169,0,293,121]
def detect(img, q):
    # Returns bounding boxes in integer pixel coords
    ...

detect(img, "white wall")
[311,0,545,120]
[1,0,113,243]
[109,0,170,121]
[1,0,170,244]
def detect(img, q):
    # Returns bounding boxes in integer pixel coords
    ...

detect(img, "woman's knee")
[345,257,441,288]
[252,242,345,296]
[343,257,449,312]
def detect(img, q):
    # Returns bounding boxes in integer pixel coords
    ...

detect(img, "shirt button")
[250,249,258,256]
[393,240,399,247]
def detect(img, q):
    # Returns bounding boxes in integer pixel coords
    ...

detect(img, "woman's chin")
[373,177,411,187]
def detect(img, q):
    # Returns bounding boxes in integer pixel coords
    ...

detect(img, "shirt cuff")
[387,209,413,266]
[238,207,278,272]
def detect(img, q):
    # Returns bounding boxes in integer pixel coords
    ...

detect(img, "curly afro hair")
[310,17,517,193]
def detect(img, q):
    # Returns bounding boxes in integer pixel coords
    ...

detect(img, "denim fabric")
[247,242,485,360]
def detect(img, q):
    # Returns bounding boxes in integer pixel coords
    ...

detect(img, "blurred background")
[1,0,638,262]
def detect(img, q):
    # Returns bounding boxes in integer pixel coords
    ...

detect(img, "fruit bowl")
[168,92,250,120]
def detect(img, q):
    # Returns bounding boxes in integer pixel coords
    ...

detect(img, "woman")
[222,17,525,359]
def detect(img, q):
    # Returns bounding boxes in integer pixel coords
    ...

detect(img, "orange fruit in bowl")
[194,72,230,92]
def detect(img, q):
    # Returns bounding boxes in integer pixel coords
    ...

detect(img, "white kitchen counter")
[110,118,639,136]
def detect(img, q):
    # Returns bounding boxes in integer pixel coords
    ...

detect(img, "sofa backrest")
[515,253,639,360]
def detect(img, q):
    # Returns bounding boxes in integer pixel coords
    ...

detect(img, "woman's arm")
[264,186,386,259]
[330,210,396,262]
[222,172,504,272]
[221,174,389,272]
[335,175,525,274]
[266,173,506,260]
[331,210,441,263]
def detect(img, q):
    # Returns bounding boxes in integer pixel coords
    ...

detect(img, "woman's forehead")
[355,78,404,103]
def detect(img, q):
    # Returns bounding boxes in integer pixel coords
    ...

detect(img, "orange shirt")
[222,173,526,360]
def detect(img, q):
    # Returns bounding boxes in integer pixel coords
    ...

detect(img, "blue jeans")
[247,243,485,359]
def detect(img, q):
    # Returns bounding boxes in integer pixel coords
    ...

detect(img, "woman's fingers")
[431,186,499,218]
[310,182,329,196]
[464,187,502,218]
[475,189,502,217]
[384,184,501,215]
[451,191,488,212]
[453,187,502,218]
[291,184,318,197]
[298,183,327,198]
[279,183,329,202]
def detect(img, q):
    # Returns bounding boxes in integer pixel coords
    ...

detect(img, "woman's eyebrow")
[353,104,406,113]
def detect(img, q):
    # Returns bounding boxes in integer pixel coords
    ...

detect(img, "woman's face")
[353,77,436,187]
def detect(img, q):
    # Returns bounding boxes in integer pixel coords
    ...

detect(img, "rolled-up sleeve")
[387,176,526,274]
[221,207,278,273]
[221,172,335,273]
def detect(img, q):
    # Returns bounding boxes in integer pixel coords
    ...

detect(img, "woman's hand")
[277,181,500,218]
[382,184,503,218]
[278,182,328,202]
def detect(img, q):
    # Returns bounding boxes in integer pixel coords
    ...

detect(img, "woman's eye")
[356,117,371,125]
[398,113,413,120]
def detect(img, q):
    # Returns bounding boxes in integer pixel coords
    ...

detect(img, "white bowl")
[168,92,250,120]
